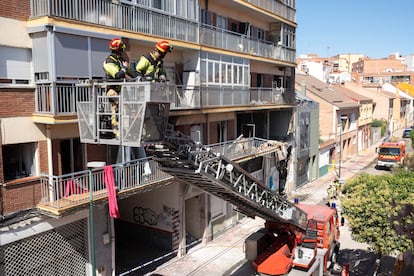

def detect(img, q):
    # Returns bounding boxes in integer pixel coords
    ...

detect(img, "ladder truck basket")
[76,80,172,146]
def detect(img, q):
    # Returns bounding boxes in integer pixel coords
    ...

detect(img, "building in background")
[296,53,364,84]
[352,53,414,87]
[294,90,319,186]
[295,72,361,179]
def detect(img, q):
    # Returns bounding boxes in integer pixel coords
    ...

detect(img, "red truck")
[246,202,340,275]
[376,140,407,169]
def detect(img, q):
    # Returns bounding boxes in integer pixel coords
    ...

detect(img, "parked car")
[403,128,412,138]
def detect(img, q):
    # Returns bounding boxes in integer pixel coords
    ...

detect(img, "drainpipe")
[46,125,54,201]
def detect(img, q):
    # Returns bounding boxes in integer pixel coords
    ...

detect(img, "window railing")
[30,0,295,63]
[35,82,292,115]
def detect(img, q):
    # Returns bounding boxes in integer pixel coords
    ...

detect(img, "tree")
[341,171,414,271]
[371,119,388,136]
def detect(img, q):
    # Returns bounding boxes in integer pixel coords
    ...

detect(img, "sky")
[296,1,414,58]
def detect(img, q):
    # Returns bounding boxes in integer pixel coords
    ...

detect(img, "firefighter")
[135,40,173,82]
[327,183,336,202]
[103,38,134,138]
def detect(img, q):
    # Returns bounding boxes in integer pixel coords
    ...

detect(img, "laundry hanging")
[104,165,120,218]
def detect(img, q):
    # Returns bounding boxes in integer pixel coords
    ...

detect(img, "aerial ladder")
[77,80,340,275]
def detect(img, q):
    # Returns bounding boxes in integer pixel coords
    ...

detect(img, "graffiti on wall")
[133,204,178,231]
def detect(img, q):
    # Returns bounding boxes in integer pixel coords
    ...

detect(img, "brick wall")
[208,122,218,144]
[38,140,49,175]
[0,0,31,20]
[87,144,107,163]
[0,124,3,184]
[0,89,35,117]
[1,177,42,215]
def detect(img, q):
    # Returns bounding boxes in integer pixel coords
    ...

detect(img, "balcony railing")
[38,157,172,215]
[200,25,295,62]
[243,0,296,22]
[35,82,291,115]
[36,83,91,115]
[208,137,289,161]
[38,136,285,215]
[30,0,295,63]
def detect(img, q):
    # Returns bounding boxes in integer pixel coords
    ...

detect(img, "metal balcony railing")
[36,83,91,115]
[29,0,295,63]
[243,0,296,22]
[37,136,285,214]
[199,25,295,62]
[208,137,289,161]
[38,157,172,215]
[35,82,291,115]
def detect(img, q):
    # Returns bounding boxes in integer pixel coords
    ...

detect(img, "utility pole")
[339,121,342,179]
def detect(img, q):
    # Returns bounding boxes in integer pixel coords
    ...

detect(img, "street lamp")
[338,116,347,179]
[87,161,106,276]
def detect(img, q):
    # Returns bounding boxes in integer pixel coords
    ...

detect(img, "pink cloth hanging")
[64,179,88,197]
[104,165,120,218]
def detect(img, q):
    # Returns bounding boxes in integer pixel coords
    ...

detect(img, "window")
[3,143,37,181]
[201,9,214,25]
[201,52,249,87]
[0,46,32,85]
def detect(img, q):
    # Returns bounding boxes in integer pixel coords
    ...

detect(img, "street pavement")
[149,130,408,276]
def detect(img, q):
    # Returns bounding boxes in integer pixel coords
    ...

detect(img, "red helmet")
[109,38,126,51]
[155,40,173,53]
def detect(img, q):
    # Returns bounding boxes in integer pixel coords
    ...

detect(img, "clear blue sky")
[296,1,413,58]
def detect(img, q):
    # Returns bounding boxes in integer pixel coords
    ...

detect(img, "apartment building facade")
[295,73,361,178]
[352,53,414,87]
[0,0,299,275]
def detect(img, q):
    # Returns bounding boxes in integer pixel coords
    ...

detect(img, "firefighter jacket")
[103,53,133,81]
[135,53,167,81]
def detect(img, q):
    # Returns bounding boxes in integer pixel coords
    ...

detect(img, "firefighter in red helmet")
[104,38,133,81]
[103,38,134,138]
[136,40,173,82]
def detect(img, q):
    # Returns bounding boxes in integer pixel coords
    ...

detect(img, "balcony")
[29,0,295,63]
[37,157,173,216]
[34,81,292,117]
[242,0,296,22]
[200,24,295,62]
[37,136,286,216]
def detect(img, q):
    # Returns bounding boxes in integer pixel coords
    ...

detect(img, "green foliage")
[409,130,414,148]
[341,171,414,256]
[371,119,388,136]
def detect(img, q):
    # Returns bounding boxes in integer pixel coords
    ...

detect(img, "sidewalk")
[149,135,394,276]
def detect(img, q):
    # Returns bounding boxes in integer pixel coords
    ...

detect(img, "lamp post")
[87,161,106,276]
[338,116,346,180]
[339,122,342,179]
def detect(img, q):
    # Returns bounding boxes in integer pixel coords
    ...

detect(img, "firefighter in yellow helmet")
[136,40,173,82]
[103,38,134,138]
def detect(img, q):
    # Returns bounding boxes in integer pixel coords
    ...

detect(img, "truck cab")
[376,140,406,170]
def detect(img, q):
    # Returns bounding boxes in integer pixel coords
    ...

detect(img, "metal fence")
[0,219,88,275]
